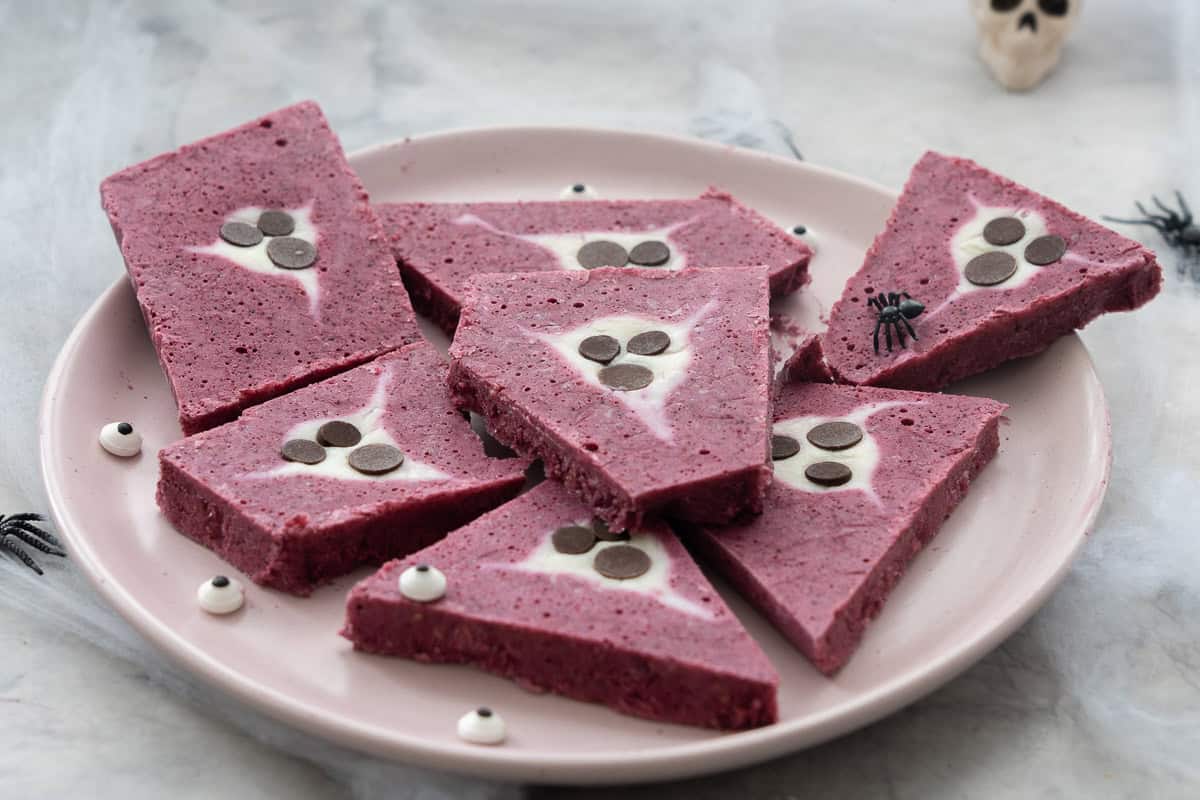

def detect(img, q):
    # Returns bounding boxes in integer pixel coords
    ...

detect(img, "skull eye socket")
[1038,0,1069,15]
[991,0,1022,11]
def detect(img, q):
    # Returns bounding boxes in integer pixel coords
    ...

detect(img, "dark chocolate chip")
[964,251,1017,286]
[477,707,493,718]
[257,210,295,237]
[281,438,325,464]
[348,443,404,475]
[578,335,621,364]
[628,240,670,267]
[598,363,654,391]
[805,461,852,486]
[592,517,629,542]
[266,236,317,270]
[771,434,801,461]
[806,421,864,451]
[626,330,670,356]
[1024,234,1067,265]
[316,420,362,448]
[552,525,597,555]
[572,184,586,194]
[982,216,1026,246]
[577,240,628,269]
[593,545,651,580]
[792,224,807,235]
[220,221,263,247]
[415,564,430,572]
[117,422,133,435]
[211,575,230,588]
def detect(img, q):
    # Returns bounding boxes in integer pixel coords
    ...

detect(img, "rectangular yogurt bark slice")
[157,343,526,596]
[375,190,811,335]
[688,382,1006,675]
[342,481,779,730]
[448,266,774,529]
[820,151,1162,391]
[101,101,420,434]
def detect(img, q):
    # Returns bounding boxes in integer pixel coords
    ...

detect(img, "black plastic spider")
[869,291,925,353]
[0,513,65,575]
[1104,192,1200,267]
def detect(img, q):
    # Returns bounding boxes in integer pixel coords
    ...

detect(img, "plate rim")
[38,125,1112,784]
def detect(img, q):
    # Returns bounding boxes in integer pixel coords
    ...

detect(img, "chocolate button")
[281,438,325,464]
[593,545,651,580]
[577,240,628,269]
[806,421,863,451]
[964,251,1017,286]
[552,525,596,555]
[578,335,620,364]
[348,443,404,475]
[1024,234,1066,265]
[805,461,852,486]
[266,236,317,269]
[592,518,629,542]
[598,363,654,391]
[626,330,670,356]
[219,221,263,247]
[982,216,1026,246]
[771,434,801,461]
[628,240,670,267]
[257,210,295,237]
[316,420,362,448]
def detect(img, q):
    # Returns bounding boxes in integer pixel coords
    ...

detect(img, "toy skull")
[973,0,1081,91]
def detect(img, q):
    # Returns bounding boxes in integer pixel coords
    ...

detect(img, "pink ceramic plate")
[39,128,1110,784]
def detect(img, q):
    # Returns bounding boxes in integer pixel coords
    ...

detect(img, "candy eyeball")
[560,182,597,199]
[99,421,142,457]
[197,575,244,615]
[398,564,447,602]
[457,706,506,745]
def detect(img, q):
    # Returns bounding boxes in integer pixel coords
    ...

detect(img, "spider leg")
[890,292,901,307]
[1151,196,1182,226]
[1176,191,1193,227]
[3,527,65,557]
[5,519,62,549]
[1103,216,1168,233]
[884,322,894,352]
[873,317,882,353]
[1136,202,1174,227]
[894,320,907,349]
[0,537,43,575]
[901,315,918,341]
[3,513,45,523]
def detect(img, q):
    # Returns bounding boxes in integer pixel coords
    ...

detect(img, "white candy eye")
[560,183,597,199]
[99,421,142,457]
[398,564,446,602]
[197,575,244,615]
[457,707,506,745]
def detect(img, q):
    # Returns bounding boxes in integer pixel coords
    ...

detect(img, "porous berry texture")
[157,343,526,596]
[342,482,779,730]
[822,151,1161,390]
[376,190,811,335]
[101,101,419,434]
[448,267,774,529]
[687,382,1005,675]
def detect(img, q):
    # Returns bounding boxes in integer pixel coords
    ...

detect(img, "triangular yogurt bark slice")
[448,266,774,529]
[687,382,1006,675]
[342,481,779,730]
[375,189,811,335]
[821,151,1161,390]
[157,342,526,595]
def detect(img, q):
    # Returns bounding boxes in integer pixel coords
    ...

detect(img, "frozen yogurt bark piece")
[101,101,419,434]
[342,481,778,730]
[157,343,525,595]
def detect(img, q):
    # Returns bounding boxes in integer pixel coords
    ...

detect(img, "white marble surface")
[2,1,1198,797]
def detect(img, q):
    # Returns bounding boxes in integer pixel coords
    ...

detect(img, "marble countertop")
[2,1,1197,797]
